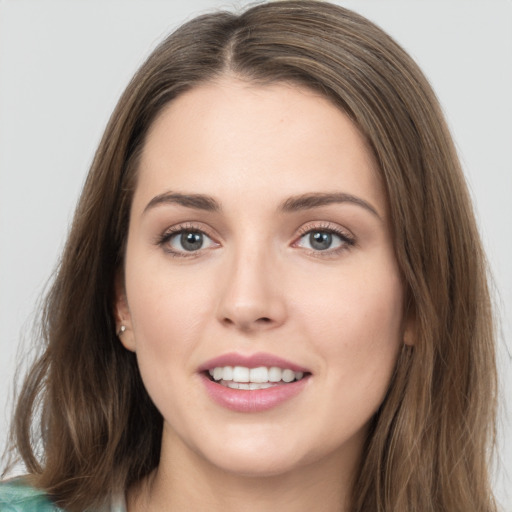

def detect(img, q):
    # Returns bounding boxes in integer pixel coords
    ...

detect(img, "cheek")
[124,267,212,419]
[123,254,214,374]
[297,257,404,392]
[293,270,404,449]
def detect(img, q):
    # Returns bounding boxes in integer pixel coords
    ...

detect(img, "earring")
[117,325,127,336]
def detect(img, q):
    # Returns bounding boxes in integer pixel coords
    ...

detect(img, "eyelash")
[295,222,356,257]
[156,223,218,258]
[156,222,356,258]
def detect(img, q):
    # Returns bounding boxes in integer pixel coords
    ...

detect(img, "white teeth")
[226,381,274,390]
[232,366,249,382]
[213,367,223,381]
[282,369,295,383]
[249,367,268,383]
[209,366,234,381]
[208,365,306,386]
[223,366,233,381]
[268,367,282,382]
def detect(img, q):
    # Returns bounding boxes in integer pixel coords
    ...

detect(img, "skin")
[116,77,411,512]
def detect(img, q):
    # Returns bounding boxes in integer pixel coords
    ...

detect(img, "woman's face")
[117,77,408,478]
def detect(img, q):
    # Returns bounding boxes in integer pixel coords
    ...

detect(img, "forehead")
[133,77,385,215]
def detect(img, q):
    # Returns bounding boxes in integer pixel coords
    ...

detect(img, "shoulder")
[0,478,64,511]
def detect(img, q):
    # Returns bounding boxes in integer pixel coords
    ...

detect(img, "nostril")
[220,314,279,331]
[221,316,273,330]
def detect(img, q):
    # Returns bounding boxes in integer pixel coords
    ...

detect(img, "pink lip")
[198,352,311,413]
[200,374,310,413]
[198,352,309,373]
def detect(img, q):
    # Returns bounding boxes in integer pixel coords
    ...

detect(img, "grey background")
[1,0,511,509]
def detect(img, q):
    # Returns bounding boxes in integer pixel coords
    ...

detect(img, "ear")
[114,271,136,352]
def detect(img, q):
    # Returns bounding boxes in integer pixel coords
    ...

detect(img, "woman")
[0,1,499,511]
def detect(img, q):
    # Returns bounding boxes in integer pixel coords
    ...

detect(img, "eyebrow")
[143,192,221,214]
[143,190,380,219]
[280,192,381,218]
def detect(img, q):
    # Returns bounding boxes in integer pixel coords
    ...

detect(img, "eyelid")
[296,221,354,240]
[156,222,220,257]
[155,220,355,258]
[293,221,356,255]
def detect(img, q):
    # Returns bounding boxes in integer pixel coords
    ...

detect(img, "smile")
[208,366,305,390]
[199,353,311,412]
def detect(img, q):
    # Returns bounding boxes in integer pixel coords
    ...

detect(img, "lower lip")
[201,374,309,413]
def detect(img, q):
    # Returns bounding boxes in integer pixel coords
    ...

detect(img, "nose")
[216,245,287,333]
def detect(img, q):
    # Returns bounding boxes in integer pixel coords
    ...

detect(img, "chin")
[196,428,340,480]
[192,419,368,481]
[207,448,306,478]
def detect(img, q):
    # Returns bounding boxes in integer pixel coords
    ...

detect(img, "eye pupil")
[180,232,203,251]
[310,231,332,250]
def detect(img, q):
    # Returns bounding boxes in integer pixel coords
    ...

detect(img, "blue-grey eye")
[298,230,345,251]
[181,232,203,251]
[168,230,216,252]
[310,231,332,250]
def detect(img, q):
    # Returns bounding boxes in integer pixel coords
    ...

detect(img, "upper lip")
[198,352,309,373]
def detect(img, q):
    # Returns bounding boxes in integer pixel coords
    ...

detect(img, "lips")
[198,352,311,412]
[198,353,308,373]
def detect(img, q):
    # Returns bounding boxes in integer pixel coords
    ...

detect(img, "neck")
[128,426,362,512]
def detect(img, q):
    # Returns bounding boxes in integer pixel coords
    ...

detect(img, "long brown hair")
[4,2,497,511]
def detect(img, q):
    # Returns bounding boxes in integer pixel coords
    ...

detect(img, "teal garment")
[0,479,63,511]
[0,479,126,511]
